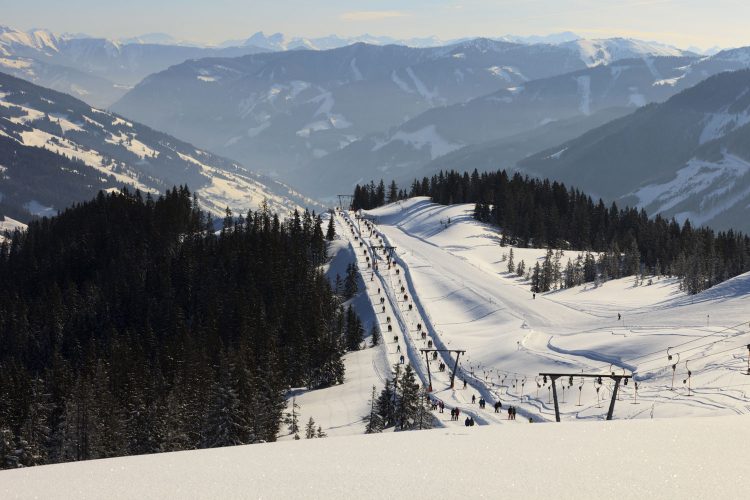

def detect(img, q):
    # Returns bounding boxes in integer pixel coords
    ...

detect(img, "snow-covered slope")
[0,215,25,242]
[562,38,689,67]
[1,416,746,499]
[329,198,750,426]
[0,71,317,221]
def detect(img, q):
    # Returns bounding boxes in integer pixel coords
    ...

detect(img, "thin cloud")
[340,11,408,22]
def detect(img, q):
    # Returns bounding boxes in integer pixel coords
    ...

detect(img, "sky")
[2,0,749,50]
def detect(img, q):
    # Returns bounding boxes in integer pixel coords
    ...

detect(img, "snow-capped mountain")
[304,55,698,196]
[0,25,268,107]
[520,68,750,232]
[111,39,595,183]
[560,37,690,67]
[0,71,317,222]
[219,32,452,51]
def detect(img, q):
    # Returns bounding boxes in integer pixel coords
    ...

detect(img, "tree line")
[0,187,362,468]
[352,170,750,294]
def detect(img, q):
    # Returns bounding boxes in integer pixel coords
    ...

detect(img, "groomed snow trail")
[337,210,518,426]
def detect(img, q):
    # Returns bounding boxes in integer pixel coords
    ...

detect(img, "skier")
[400,355,405,364]
[428,340,433,348]
[382,305,386,313]
[463,379,467,389]
[393,335,398,343]
[469,417,475,426]
[494,401,502,413]
[388,325,392,332]
[472,394,476,404]
[533,292,536,300]
[439,401,444,413]
[618,313,621,321]
[396,344,401,353]
[465,417,471,427]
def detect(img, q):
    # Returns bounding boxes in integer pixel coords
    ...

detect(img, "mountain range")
[0,71,317,223]
[111,37,695,193]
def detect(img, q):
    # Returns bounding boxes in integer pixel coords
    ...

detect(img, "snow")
[0,216,26,242]
[632,153,750,225]
[699,108,750,144]
[49,113,84,133]
[105,132,160,159]
[372,125,461,160]
[18,128,151,191]
[349,57,363,81]
[197,75,218,83]
[576,75,591,115]
[23,200,56,217]
[111,117,133,128]
[545,147,567,160]
[628,91,646,107]
[405,66,439,103]
[0,57,33,69]
[390,70,412,93]
[2,415,746,499]
[486,66,513,82]
[310,91,334,116]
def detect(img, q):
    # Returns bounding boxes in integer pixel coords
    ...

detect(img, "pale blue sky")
[2,0,748,50]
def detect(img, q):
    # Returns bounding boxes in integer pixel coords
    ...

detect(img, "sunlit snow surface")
[1,417,746,499]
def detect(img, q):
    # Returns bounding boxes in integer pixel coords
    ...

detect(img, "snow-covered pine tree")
[284,397,301,440]
[507,248,515,273]
[516,260,525,277]
[305,417,316,439]
[364,385,384,434]
[396,364,421,430]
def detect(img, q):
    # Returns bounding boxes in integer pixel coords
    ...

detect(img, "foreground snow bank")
[2,416,746,499]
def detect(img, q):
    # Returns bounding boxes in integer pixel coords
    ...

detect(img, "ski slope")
[344,197,750,423]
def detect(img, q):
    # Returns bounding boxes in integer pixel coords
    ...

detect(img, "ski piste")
[337,209,517,426]
[335,197,750,425]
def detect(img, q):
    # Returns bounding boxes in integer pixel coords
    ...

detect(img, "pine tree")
[344,263,359,299]
[415,389,434,430]
[370,324,381,346]
[364,385,384,434]
[507,248,515,274]
[396,364,421,430]
[305,417,317,439]
[285,398,301,440]
[326,213,336,241]
[516,260,525,277]
[376,379,396,428]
